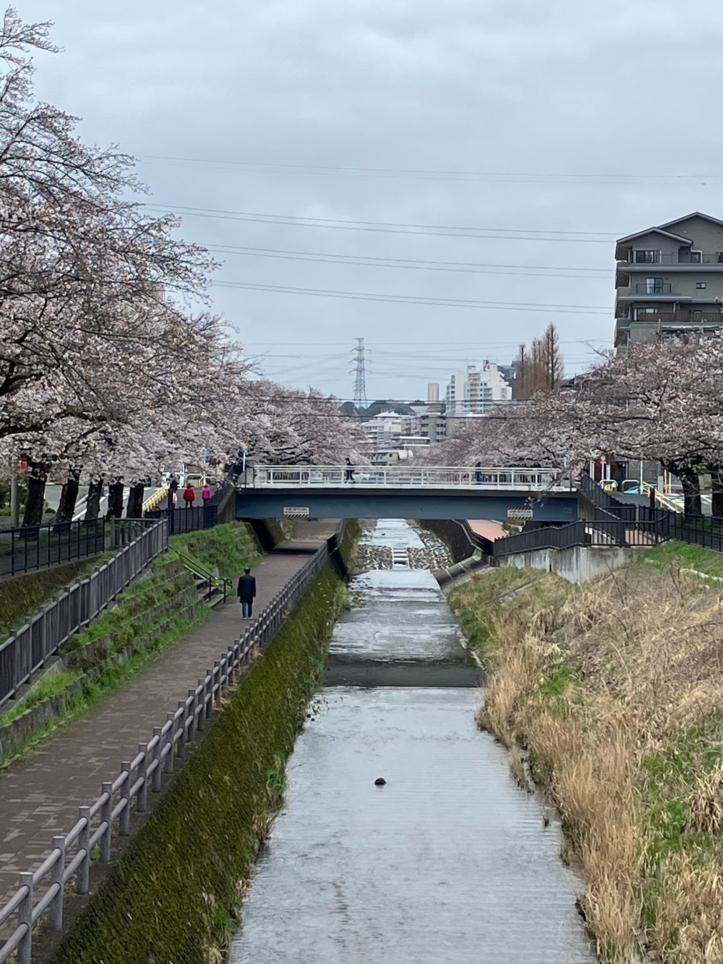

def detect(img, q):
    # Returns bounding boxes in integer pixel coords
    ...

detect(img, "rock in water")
[374,777,386,786]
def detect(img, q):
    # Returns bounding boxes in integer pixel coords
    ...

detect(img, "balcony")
[635,282,671,294]
[619,252,723,266]
[633,310,723,324]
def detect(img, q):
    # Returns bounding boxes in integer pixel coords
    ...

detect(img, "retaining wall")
[495,544,648,584]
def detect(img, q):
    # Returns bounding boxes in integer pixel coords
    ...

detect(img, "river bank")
[449,542,723,964]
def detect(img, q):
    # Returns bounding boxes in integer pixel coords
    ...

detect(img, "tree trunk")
[85,477,104,521]
[21,463,48,527]
[712,467,723,519]
[678,465,702,518]
[106,479,124,519]
[56,469,81,524]
[126,481,145,519]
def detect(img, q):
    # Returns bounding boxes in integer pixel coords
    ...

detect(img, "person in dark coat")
[167,475,179,509]
[237,567,257,619]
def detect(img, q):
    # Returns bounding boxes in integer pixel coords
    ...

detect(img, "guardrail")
[579,474,637,523]
[145,504,218,535]
[142,484,170,513]
[0,518,108,577]
[0,541,329,963]
[248,464,569,491]
[0,521,168,709]
[490,520,662,557]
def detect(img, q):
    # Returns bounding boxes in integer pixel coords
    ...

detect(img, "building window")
[635,250,660,263]
[696,282,707,289]
[646,277,665,294]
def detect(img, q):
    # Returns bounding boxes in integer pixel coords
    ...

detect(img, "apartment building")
[614,212,723,348]
[445,362,511,414]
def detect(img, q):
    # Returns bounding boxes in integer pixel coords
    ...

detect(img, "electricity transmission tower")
[352,337,368,411]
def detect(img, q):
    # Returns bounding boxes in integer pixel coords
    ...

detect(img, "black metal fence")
[144,504,218,536]
[0,520,108,578]
[579,474,637,523]
[0,521,168,708]
[489,519,662,558]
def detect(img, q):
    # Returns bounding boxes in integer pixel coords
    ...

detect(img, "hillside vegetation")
[450,544,723,964]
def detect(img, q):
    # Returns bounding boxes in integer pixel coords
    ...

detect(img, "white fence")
[0,522,168,709]
[0,543,329,964]
[250,464,568,491]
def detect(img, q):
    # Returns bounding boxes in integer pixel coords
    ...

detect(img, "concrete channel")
[229,520,596,964]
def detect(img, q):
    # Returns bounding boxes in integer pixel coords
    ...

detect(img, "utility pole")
[352,337,368,411]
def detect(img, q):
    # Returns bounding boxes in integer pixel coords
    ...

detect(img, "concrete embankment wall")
[495,544,648,584]
[50,522,359,964]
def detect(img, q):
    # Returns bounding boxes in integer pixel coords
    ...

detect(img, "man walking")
[237,567,257,619]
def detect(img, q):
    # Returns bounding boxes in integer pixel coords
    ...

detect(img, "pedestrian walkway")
[0,520,340,906]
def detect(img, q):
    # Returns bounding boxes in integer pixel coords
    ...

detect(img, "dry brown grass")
[452,559,723,963]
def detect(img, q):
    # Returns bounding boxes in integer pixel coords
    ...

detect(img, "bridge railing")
[249,465,569,490]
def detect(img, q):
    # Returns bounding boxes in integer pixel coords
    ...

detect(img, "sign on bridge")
[283,506,310,519]
[507,507,534,520]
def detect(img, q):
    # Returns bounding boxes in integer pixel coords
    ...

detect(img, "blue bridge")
[236,465,579,523]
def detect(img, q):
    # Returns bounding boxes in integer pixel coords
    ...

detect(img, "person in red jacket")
[182,483,195,508]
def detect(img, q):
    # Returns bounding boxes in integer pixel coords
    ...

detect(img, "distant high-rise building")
[427,382,440,403]
[445,362,510,415]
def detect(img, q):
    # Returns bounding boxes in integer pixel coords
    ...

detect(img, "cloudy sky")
[18,0,723,401]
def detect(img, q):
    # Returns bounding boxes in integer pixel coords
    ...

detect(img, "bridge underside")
[236,488,579,522]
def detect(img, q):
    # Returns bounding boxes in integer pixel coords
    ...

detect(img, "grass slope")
[450,544,723,964]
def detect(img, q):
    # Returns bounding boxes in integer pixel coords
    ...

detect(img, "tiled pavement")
[0,520,340,906]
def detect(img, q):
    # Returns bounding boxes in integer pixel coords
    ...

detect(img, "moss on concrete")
[50,524,359,964]
[0,554,110,639]
[169,521,262,577]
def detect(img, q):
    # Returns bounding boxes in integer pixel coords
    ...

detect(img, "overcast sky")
[18,0,723,401]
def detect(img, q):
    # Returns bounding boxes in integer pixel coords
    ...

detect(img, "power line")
[214,279,611,314]
[146,203,618,242]
[206,243,610,279]
[137,154,723,185]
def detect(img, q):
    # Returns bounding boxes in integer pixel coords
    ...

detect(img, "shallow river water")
[228,521,596,964]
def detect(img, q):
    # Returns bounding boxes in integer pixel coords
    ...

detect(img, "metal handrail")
[248,464,568,491]
[0,542,329,963]
[0,521,169,708]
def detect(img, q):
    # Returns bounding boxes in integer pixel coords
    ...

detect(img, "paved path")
[0,520,340,906]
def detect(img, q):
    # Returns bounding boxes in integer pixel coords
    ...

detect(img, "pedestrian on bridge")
[201,482,212,505]
[345,457,355,483]
[182,483,195,508]
[238,567,257,619]
[168,475,178,509]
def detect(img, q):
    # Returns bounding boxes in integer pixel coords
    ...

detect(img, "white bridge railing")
[249,465,569,491]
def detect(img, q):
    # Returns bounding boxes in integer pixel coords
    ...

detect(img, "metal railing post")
[137,744,148,813]
[196,680,206,731]
[165,716,175,773]
[17,872,33,964]
[205,671,213,719]
[152,727,163,791]
[50,835,65,930]
[177,702,186,758]
[77,806,91,895]
[100,784,113,862]
[187,690,196,744]
[119,764,131,835]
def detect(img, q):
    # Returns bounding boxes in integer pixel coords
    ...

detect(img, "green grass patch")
[169,521,262,578]
[0,554,112,639]
[0,669,82,727]
[642,539,723,578]
[448,567,569,659]
[0,609,208,769]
